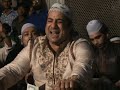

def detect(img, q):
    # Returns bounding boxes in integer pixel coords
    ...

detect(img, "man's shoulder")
[71,38,92,51]
[73,38,90,45]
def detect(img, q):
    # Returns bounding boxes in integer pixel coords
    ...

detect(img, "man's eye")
[95,35,101,39]
[57,20,63,23]
[23,33,29,36]
[32,32,37,35]
[90,39,94,41]
[57,21,63,23]
[47,19,52,22]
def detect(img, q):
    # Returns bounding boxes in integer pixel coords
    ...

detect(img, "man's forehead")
[89,32,102,39]
[48,11,65,18]
[48,11,70,25]
[49,3,72,21]
[49,10,64,15]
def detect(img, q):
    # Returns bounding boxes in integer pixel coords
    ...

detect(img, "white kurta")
[0,36,94,90]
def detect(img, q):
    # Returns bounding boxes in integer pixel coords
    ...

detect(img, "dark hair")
[2,23,11,34]
[16,2,30,17]
[39,0,48,9]
[17,3,28,9]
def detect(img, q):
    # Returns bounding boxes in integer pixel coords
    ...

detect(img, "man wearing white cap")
[86,20,120,90]
[110,36,120,44]
[20,23,40,46]
[0,3,94,90]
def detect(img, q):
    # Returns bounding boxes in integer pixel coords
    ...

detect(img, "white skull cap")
[86,20,103,36]
[21,23,36,34]
[49,3,72,20]
[110,37,120,42]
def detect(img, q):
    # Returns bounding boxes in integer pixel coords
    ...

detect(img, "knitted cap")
[21,23,36,34]
[49,3,72,20]
[86,20,103,35]
[110,37,120,42]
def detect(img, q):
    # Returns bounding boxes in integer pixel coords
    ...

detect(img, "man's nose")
[94,40,98,45]
[28,33,33,39]
[51,21,58,29]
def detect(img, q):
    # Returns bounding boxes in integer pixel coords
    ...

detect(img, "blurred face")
[17,6,26,16]
[32,0,41,10]
[2,0,11,9]
[45,11,71,45]
[89,32,107,48]
[22,27,39,46]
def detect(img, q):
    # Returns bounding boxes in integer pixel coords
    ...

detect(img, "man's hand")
[53,77,79,90]
[115,80,120,88]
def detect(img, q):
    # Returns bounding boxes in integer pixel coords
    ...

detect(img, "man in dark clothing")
[86,20,120,90]
[12,3,29,36]
[27,0,48,35]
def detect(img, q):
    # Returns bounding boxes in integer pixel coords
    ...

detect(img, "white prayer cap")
[86,20,103,36]
[21,23,36,34]
[49,3,72,20]
[110,37,120,42]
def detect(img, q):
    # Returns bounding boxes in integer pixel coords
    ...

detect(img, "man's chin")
[96,45,104,49]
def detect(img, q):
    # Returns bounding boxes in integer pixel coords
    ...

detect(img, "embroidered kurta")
[0,36,94,90]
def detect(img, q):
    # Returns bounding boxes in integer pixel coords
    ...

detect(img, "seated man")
[0,23,16,68]
[27,0,48,35]
[86,20,120,90]
[7,23,40,90]
[0,3,94,90]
